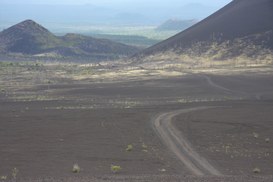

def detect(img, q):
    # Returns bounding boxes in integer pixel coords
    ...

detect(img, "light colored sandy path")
[152,106,222,176]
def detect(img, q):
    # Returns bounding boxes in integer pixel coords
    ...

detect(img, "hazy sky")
[0,0,232,28]
[1,0,231,6]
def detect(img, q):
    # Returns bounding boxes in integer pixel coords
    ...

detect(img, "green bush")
[126,144,133,152]
[111,165,121,173]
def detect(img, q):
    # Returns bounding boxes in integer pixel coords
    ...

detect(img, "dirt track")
[201,75,234,94]
[151,74,273,176]
[149,74,243,176]
[152,107,222,175]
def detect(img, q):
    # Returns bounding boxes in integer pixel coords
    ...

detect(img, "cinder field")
[0,62,273,181]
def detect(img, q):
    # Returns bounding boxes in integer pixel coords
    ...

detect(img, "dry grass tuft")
[72,164,81,173]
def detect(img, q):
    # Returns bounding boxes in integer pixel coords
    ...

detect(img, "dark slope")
[61,33,137,56]
[0,20,139,60]
[0,20,60,54]
[138,0,273,57]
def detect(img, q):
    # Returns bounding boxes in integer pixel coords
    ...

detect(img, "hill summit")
[4,19,52,36]
[0,20,60,54]
[0,20,139,60]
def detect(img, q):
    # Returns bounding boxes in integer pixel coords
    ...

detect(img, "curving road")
[151,74,268,176]
[151,75,230,175]
[152,106,222,176]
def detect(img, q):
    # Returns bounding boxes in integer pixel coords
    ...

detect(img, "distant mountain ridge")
[0,20,139,60]
[136,0,273,60]
[0,3,229,26]
[156,19,198,31]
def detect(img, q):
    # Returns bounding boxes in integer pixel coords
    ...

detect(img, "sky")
[0,0,232,29]
[0,0,231,6]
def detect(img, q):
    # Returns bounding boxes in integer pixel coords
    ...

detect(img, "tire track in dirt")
[152,107,222,176]
[201,74,269,100]
[201,75,235,94]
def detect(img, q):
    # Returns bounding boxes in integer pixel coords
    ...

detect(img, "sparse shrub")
[159,168,166,172]
[253,132,259,138]
[126,144,133,152]
[253,167,261,174]
[0,176,7,180]
[11,168,18,179]
[72,164,81,173]
[111,165,121,173]
[142,143,148,149]
[142,143,148,152]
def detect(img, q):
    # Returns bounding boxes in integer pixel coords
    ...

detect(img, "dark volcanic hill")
[137,0,273,59]
[0,20,59,54]
[0,20,139,60]
[156,19,198,31]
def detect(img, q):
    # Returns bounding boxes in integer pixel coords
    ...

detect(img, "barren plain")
[0,62,273,181]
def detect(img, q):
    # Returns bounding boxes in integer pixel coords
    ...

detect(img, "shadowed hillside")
[0,20,139,60]
[136,0,273,61]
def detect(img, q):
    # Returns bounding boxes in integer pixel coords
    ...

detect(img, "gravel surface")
[10,175,273,182]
